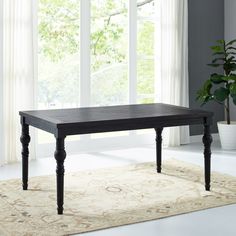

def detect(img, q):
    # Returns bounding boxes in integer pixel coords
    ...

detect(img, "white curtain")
[2,0,36,164]
[155,0,190,146]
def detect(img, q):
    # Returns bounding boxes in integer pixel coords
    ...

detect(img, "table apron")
[22,115,211,138]
[57,117,207,137]
[24,116,57,135]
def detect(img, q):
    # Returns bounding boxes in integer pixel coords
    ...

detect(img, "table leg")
[54,137,66,215]
[20,119,30,190]
[155,128,163,173]
[202,121,212,191]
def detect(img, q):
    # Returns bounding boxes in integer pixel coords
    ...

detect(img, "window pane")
[137,20,155,104]
[38,0,80,109]
[90,0,128,106]
[137,21,154,57]
[137,0,155,18]
[38,0,80,143]
[137,59,155,103]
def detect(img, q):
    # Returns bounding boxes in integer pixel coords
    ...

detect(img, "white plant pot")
[217,121,236,150]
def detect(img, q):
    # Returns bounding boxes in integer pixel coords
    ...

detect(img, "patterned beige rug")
[0,159,236,236]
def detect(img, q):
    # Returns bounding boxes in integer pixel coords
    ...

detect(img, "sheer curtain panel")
[0,0,3,165]
[2,0,36,164]
[155,0,190,146]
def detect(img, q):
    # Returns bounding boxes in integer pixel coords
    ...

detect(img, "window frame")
[36,0,157,158]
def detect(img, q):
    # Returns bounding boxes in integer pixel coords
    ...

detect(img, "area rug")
[0,159,236,236]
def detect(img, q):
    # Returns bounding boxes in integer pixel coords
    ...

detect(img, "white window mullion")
[80,0,91,141]
[32,0,38,109]
[129,0,137,137]
[154,0,161,103]
[80,0,90,107]
[128,0,137,104]
[32,0,39,158]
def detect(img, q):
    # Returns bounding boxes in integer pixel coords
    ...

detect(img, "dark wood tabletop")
[20,103,213,137]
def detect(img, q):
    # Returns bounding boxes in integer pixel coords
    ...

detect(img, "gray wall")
[188,0,225,135]
[225,0,236,121]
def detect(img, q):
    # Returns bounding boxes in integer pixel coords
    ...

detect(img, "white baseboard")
[190,133,219,143]
[37,133,155,158]
[37,132,220,158]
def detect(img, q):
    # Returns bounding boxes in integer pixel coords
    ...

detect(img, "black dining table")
[19,103,213,214]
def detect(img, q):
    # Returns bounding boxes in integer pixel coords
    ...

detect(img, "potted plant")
[196,39,236,149]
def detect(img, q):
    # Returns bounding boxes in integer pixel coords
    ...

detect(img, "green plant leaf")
[226,39,236,46]
[226,46,236,51]
[212,58,225,63]
[214,87,229,102]
[212,52,227,57]
[196,93,213,106]
[230,83,236,95]
[204,79,213,92]
[232,64,236,70]
[216,39,225,45]
[226,56,236,62]
[225,75,236,81]
[196,80,213,105]
[224,63,236,72]
[210,45,224,53]
[231,95,236,105]
[207,63,222,68]
[227,51,236,55]
[210,74,226,84]
[202,95,214,105]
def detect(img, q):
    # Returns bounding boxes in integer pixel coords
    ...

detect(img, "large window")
[91,0,128,106]
[38,0,156,149]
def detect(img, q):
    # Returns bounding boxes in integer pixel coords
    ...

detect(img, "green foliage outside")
[38,0,155,107]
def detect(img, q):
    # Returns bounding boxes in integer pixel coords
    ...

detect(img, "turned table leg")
[202,120,212,191]
[54,137,66,215]
[155,128,163,173]
[20,118,30,190]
